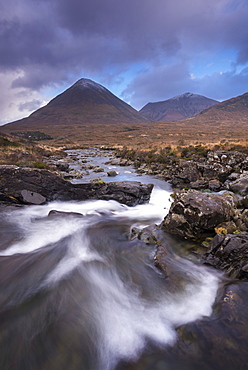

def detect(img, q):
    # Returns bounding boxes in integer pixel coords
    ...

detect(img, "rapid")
[0,149,223,370]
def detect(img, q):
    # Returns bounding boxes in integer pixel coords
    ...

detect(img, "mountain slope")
[182,91,248,125]
[3,78,148,128]
[140,92,218,122]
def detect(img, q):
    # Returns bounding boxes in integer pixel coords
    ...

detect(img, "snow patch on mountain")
[74,78,107,92]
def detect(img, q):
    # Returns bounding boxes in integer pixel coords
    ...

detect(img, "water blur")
[4,148,247,370]
[0,190,220,370]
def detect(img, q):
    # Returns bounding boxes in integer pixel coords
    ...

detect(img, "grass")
[0,132,65,168]
[2,117,248,151]
[1,116,248,169]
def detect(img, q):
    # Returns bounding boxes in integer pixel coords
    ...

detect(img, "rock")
[68,170,83,179]
[93,166,104,173]
[197,162,232,183]
[0,166,153,206]
[90,178,106,184]
[207,150,247,167]
[107,170,118,177]
[94,181,153,206]
[161,189,235,240]
[202,232,248,279]
[48,210,84,218]
[20,190,46,205]
[168,160,201,187]
[134,225,159,245]
[105,159,120,166]
[228,173,248,195]
[55,162,70,172]
[215,221,238,235]
[190,179,209,190]
[242,195,248,208]
[208,179,222,192]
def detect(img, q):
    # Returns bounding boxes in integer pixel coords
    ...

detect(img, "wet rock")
[48,210,84,218]
[161,189,235,240]
[93,166,104,173]
[166,281,248,370]
[0,166,153,206]
[90,178,106,183]
[20,189,46,205]
[55,162,70,172]
[64,169,83,179]
[95,181,153,206]
[107,170,118,177]
[133,225,159,245]
[202,232,248,279]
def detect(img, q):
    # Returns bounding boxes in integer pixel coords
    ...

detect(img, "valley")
[0,79,247,150]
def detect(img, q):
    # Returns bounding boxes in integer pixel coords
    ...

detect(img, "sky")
[0,0,248,125]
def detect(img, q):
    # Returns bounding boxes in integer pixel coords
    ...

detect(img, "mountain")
[139,92,218,122]
[2,78,148,128]
[184,91,248,124]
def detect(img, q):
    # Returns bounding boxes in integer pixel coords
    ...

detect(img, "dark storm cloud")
[0,0,248,121]
[2,1,248,78]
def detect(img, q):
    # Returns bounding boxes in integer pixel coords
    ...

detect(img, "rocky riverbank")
[0,165,153,207]
[115,147,248,192]
[2,145,248,282]
[112,147,248,281]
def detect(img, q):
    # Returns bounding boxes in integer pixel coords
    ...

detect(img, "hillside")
[2,78,148,129]
[196,92,248,120]
[140,92,218,122]
[1,88,248,149]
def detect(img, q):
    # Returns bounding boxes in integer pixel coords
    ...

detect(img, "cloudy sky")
[1,0,248,124]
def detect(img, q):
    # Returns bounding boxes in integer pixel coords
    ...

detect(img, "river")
[0,148,247,370]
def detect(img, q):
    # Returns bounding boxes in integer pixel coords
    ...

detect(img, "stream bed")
[0,148,248,370]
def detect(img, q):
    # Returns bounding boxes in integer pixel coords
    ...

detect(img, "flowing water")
[0,149,247,370]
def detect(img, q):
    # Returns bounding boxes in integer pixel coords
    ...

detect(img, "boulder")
[197,162,232,183]
[20,190,46,205]
[202,232,248,279]
[228,173,248,195]
[161,189,235,240]
[93,166,104,173]
[0,166,153,206]
[107,170,118,177]
[55,162,70,172]
[168,160,201,187]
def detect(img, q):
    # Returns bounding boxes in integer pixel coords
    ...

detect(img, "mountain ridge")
[3,78,149,128]
[140,92,218,122]
[1,79,247,148]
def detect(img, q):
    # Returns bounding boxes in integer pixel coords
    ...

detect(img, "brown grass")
[1,119,248,151]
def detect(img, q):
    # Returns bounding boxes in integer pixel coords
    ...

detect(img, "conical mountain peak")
[2,78,148,127]
[73,78,107,92]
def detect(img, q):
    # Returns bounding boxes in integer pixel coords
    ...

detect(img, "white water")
[0,186,220,370]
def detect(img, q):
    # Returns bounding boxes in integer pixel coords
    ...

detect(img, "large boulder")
[202,232,248,280]
[167,160,201,187]
[161,190,235,240]
[0,166,153,206]
[228,173,248,195]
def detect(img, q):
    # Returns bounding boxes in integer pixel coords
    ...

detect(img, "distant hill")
[2,78,148,129]
[182,91,248,125]
[140,92,218,122]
